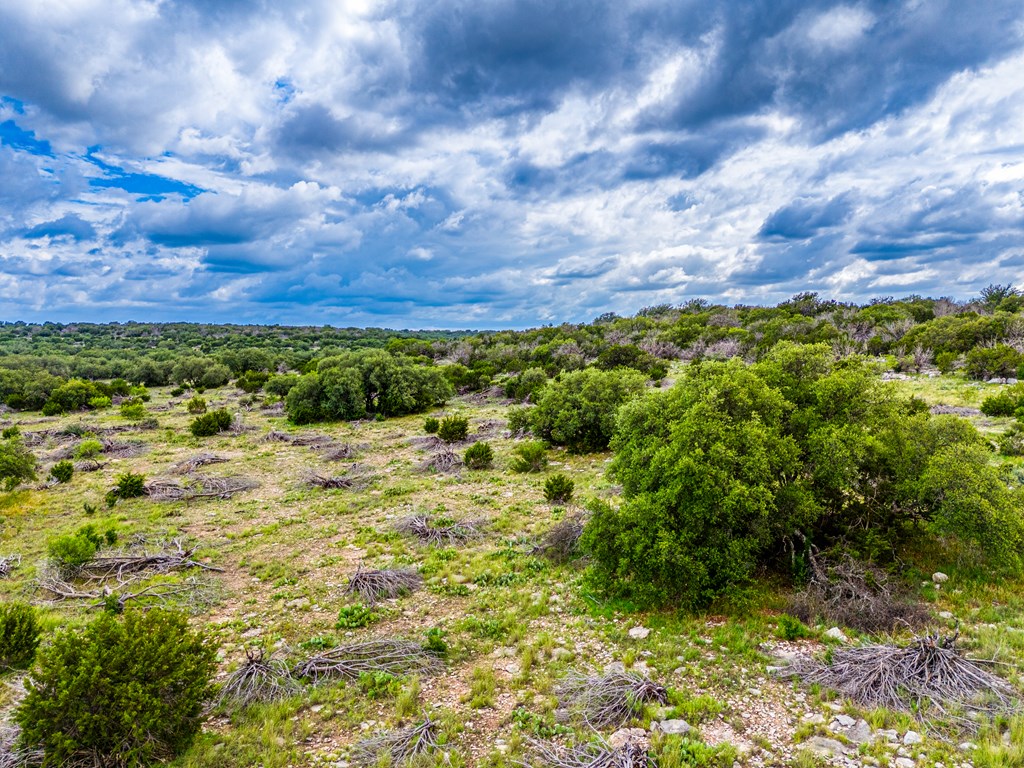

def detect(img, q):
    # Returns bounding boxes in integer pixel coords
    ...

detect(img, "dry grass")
[522,739,653,768]
[144,474,258,501]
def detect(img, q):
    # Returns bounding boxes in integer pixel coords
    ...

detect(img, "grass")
[1,375,1023,766]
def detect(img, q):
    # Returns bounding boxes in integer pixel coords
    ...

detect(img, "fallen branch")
[172,453,228,474]
[350,717,441,766]
[418,445,463,474]
[0,554,20,579]
[37,566,213,612]
[557,670,667,729]
[144,474,258,501]
[789,631,1018,721]
[345,566,423,605]
[522,738,653,768]
[264,429,334,447]
[74,539,222,583]
[0,724,43,768]
[395,515,484,546]
[295,640,442,684]
[321,444,359,461]
[533,513,586,563]
[219,647,301,709]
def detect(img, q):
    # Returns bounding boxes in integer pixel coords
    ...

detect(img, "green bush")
[47,524,112,573]
[506,406,534,435]
[88,396,112,409]
[437,415,469,443]
[981,385,1024,417]
[336,604,377,629]
[464,441,494,470]
[0,602,41,669]
[189,408,232,437]
[543,473,575,504]
[504,367,549,401]
[264,374,299,397]
[999,425,1024,456]
[106,471,146,507]
[49,460,74,484]
[965,344,1022,380]
[119,401,146,420]
[357,670,400,699]
[185,396,207,414]
[169,386,185,397]
[775,614,812,641]
[15,609,216,767]
[74,439,104,462]
[531,368,646,453]
[509,441,548,473]
[423,416,440,434]
[935,351,958,374]
[0,433,37,491]
[236,371,270,393]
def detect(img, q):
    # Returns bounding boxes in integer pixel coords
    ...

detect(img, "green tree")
[0,434,37,491]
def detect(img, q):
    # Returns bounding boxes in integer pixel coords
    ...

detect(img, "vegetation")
[0,432,37,490]
[436,415,469,443]
[0,601,41,669]
[189,408,232,437]
[463,441,494,469]
[543,473,575,504]
[15,609,217,767]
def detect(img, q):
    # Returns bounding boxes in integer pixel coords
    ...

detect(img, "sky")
[1,1,1024,329]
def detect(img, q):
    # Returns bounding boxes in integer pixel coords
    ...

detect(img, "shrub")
[106,471,146,507]
[437,415,469,443]
[88,396,112,409]
[423,416,440,434]
[775,614,812,641]
[0,602,41,669]
[189,408,232,437]
[264,374,299,397]
[935,351,958,374]
[981,391,1019,417]
[47,524,108,572]
[15,609,217,767]
[169,386,185,397]
[965,344,1022,380]
[74,439,104,462]
[49,460,74,484]
[504,367,549,402]
[544,473,575,504]
[199,364,232,389]
[506,406,534,435]
[464,441,494,470]
[185,396,207,414]
[119,401,146,421]
[531,368,646,453]
[236,371,270,393]
[336,604,377,629]
[999,425,1024,456]
[509,441,548,473]
[0,434,37,491]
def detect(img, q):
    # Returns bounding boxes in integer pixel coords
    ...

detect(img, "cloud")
[0,1,1022,326]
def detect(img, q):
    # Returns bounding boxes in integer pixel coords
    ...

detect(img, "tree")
[531,368,646,453]
[15,609,216,767]
[0,434,37,491]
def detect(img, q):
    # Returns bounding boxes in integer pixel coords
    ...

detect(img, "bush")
[336,604,377,629]
[0,602,41,669]
[509,441,548,473]
[264,374,299,397]
[0,434,37,491]
[106,471,146,507]
[185,396,207,414]
[544,473,575,504]
[506,406,534,435]
[423,416,440,434]
[236,371,270,393]
[464,441,494,470]
[531,368,646,453]
[169,386,185,397]
[74,439,104,462]
[437,415,469,443]
[965,344,1022,380]
[49,460,74,484]
[189,408,232,437]
[504,367,549,402]
[999,425,1024,456]
[775,614,812,641]
[47,524,108,572]
[88,396,112,409]
[15,609,217,767]
[935,351,958,374]
[119,401,146,420]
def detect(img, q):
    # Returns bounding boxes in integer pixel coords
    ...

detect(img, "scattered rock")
[286,597,310,610]
[804,736,847,756]
[824,627,849,643]
[939,611,954,619]
[654,719,692,735]
[551,647,574,661]
[628,626,651,640]
[894,759,916,768]
[932,572,949,584]
[834,714,856,727]
[802,713,825,724]
[609,728,648,749]
[903,730,922,745]
[604,661,627,674]
[847,720,873,744]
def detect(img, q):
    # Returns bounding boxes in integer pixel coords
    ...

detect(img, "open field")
[1,372,1022,768]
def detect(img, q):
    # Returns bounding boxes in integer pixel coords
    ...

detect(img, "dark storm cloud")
[23,214,96,241]
[760,195,854,240]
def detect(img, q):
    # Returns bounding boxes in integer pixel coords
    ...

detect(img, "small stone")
[804,736,847,756]
[654,719,692,735]
[932,572,949,584]
[894,759,916,768]
[939,611,954,619]
[824,627,849,643]
[628,626,651,640]
[834,714,856,727]
[609,728,648,749]
[959,742,977,752]
[903,730,922,745]
[604,661,627,674]
[551,647,574,661]
[286,597,310,610]
[802,713,826,724]
[848,719,873,744]
[876,729,899,743]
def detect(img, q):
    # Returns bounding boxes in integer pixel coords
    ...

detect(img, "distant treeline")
[3,285,1024,418]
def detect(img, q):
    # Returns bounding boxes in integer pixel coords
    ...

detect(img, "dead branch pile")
[350,717,441,766]
[305,473,356,489]
[419,445,463,474]
[264,429,334,447]
[321,443,360,461]
[219,647,301,708]
[790,631,1017,719]
[37,566,212,612]
[0,554,20,578]
[557,670,668,728]
[789,552,928,633]
[260,400,285,415]
[100,439,148,458]
[74,539,222,583]
[522,739,653,768]
[172,453,228,474]
[533,513,586,563]
[346,566,422,605]
[144,474,258,501]
[0,725,43,768]
[294,640,442,684]
[473,419,506,438]
[395,515,484,545]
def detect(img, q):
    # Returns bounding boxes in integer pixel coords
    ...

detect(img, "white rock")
[894,759,916,768]
[834,714,856,727]
[628,626,651,640]
[804,736,847,756]
[824,627,849,642]
[654,719,692,735]
[551,647,574,661]
[904,730,922,745]
[932,572,949,584]
[802,713,825,724]
[939,611,954,619]
[608,728,648,749]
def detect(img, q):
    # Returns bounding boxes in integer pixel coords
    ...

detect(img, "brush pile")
[419,444,463,474]
[172,453,228,474]
[144,474,258,501]
[0,725,43,768]
[219,647,300,709]
[345,566,423,605]
[395,515,484,545]
[73,539,222,583]
[264,429,335,447]
[534,513,586,562]
[790,631,1017,719]
[0,554,20,579]
[789,552,928,633]
[523,739,653,768]
[350,717,441,766]
[557,670,667,728]
[295,640,442,684]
